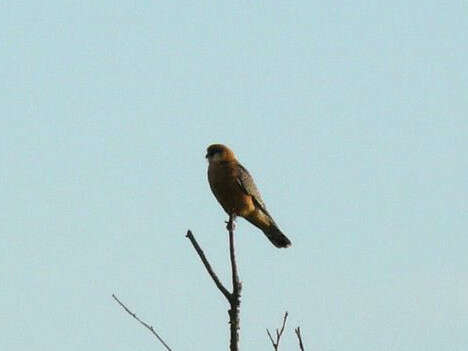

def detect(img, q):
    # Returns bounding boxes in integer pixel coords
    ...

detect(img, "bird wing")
[236,163,268,212]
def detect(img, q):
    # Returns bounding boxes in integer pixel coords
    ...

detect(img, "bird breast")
[207,162,255,216]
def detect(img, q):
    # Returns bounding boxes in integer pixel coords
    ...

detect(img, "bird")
[206,144,291,248]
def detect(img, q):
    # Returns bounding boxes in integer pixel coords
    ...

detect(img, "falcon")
[206,144,291,248]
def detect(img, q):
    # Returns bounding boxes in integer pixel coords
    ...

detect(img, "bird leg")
[225,214,237,231]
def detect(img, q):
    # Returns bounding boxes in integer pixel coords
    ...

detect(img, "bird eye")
[206,150,216,158]
[206,146,224,159]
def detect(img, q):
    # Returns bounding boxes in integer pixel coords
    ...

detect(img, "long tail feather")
[244,210,292,248]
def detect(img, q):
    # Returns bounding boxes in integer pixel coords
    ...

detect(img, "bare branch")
[266,312,289,350]
[295,327,305,351]
[185,230,231,301]
[187,215,242,351]
[278,312,288,339]
[227,215,241,299]
[112,294,172,351]
[266,328,276,346]
[227,214,242,351]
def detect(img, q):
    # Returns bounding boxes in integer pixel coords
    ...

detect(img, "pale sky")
[1,2,467,350]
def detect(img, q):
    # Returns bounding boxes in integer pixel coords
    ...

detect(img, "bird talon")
[225,217,236,231]
[225,221,234,231]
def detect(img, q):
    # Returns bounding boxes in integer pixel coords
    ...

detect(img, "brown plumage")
[206,144,291,248]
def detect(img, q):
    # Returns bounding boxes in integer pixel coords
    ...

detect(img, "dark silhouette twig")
[266,312,288,350]
[186,214,242,351]
[295,326,305,351]
[185,230,231,300]
[227,214,242,351]
[112,294,172,351]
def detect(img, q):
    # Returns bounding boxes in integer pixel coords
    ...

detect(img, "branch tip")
[295,326,305,351]
[266,311,289,350]
[112,294,172,351]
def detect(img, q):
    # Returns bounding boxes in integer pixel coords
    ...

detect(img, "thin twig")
[266,329,276,347]
[112,294,172,351]
[185,230,231,301]
[266,312,289,350]
[295,327,305,351]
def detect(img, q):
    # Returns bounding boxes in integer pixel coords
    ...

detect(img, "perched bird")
[206,144,291,248]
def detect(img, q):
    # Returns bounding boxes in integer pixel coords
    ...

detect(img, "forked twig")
[266,312,289,350]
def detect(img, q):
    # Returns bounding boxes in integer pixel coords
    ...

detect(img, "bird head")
[206,144,236,163]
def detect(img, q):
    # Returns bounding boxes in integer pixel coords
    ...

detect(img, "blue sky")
[1,2,467,350]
